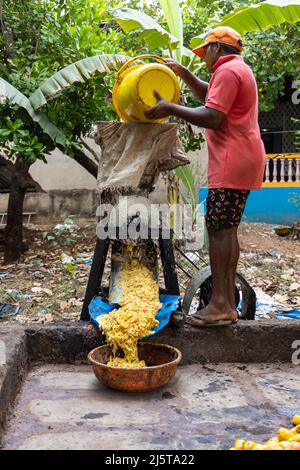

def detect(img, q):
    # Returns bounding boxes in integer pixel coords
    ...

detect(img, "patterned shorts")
[206,188,250,230]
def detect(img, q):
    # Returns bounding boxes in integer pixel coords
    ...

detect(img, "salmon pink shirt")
[205,55,266,190]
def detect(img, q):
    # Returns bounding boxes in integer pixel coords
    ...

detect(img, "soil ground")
[0,220,299,324]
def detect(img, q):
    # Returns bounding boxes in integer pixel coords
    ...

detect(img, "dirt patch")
[239,223,300,257]
[0,220,299,324]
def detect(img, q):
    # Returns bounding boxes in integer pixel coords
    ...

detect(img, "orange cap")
[192,26,243,59]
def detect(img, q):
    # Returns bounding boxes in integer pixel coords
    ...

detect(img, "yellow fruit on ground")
[263,443,282,450]
[243,441,257,450]
[230,417,300,451]
[292,416,300,426]
[288,434,300,443]
[252,444,265,450]
[279,441,293,450]
[265,437,279,445]
[277,427,295,441]
[234,439,246,450]
[288,442,300,450]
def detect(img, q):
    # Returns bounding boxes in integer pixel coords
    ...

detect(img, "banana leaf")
[0,78,66,146]
[190,0,300,49]
[109,7,179,51]
[175,165,197,204]
[29,54,130,110]
[159,0,183,62]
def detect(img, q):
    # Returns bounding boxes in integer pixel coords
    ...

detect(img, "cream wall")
[0,139,208,217]
[29,138,98,191]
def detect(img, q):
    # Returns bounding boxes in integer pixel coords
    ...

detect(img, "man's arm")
[179,69,209,103]
[165,60,208,103]
[169,103,224,129]
[144,91,225,130]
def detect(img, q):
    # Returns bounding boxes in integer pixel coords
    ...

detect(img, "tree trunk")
[4,158,30,264]
[72,149,98,178]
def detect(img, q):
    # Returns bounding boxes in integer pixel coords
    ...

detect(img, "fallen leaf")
[31,287,43,294]
[289,283,300,292]
[273,293,289,303]
[43,288,53,296]
[60,300,69,310]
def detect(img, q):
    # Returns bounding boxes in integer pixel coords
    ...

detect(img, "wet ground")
[3,363,300,450]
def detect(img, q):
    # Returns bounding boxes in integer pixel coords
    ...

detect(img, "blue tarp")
[89,294,181,336]
[275,310,300,320]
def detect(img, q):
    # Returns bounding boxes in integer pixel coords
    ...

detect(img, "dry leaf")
[43,288,53,296]
[60,300,69,310]
[289,283,300,292]
[273,293,289,303]
[31,287,43,294]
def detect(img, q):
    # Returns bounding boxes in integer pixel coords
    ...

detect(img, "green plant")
[63,262,76,277]
[2,0,300,262]
[0,0,134,263]
[105,0,300,206]
[191,0,300,46]
[175,165,198,223]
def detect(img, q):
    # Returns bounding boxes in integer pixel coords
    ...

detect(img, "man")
[145,26,266,327]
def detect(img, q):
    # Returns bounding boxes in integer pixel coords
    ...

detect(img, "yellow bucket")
[112,54,180,123]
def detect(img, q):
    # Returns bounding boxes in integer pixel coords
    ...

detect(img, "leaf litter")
[0,220,299,323]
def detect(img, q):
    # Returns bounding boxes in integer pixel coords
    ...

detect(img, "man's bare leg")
[187,227,238,325]
[228,227,240,311]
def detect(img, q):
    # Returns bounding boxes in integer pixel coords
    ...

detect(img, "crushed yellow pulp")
[97,260,161,368]
[230,416,300,450]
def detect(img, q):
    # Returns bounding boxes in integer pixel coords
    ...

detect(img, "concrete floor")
[3,363,300,450]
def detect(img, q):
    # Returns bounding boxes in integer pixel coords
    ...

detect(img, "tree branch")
[72,149,98,178]
[0,0,15,63]
[79,137,100,163]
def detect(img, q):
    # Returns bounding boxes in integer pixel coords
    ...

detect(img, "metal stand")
[81,234,180,321]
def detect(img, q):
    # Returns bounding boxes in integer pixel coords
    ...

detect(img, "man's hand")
[164,59,187,79]
[144,90,173,120]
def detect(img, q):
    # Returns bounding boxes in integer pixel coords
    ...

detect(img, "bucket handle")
[116,54,167,79]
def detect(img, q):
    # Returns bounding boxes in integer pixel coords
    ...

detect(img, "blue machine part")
[89,294,181,336]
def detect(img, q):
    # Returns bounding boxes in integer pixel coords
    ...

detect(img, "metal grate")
[260,101,300,153]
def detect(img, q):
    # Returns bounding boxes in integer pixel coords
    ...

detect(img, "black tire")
[182,266,256,320]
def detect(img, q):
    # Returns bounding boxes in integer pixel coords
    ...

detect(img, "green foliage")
[190,0,300,47]
[0,108,51,163]
[64,262,76,276]
[29,54,130,110]
[0,0,136,164]
[1,0,300,166]
[182,1,300,113]
[109,7,180,51]
[159,0,183,61]
[0,77,66,145]
[219,0,300,35]
[175,165,197,204]
[243,23,300,112]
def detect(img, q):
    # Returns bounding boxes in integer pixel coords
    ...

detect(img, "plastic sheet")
[238,288,300,320]
[89,294,180,336]
[275,310,300,320]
